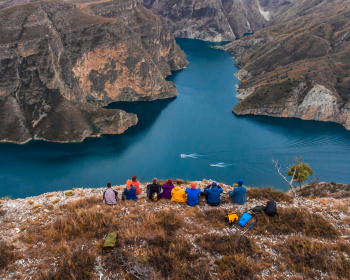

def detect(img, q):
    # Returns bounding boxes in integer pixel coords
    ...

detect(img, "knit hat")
[212,182,217,187]
[238,179,243,186]
[191,182,197,188]
[166,179,173,185]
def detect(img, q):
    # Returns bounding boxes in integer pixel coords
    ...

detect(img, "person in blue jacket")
[186,182,202,206]
[122,184,137,201]
[204,181,223,206]
[229,179,247,205]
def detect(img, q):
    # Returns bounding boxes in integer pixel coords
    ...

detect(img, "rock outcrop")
[0,0,188,143]
[142,0,271,42]
[221,0,350,130]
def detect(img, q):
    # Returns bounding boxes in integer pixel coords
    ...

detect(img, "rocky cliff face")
[0,0,188,143]
[143,0,272,42]
[221,0,350,130]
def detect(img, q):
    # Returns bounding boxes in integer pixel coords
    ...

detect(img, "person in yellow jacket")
[171,184,187,202]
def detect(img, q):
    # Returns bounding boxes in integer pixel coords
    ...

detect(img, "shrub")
[253,208,339,239]
[0,242,17,269]
[216,254,255,280]
[247,187,293,202]
[278,236,350,278]
[65,191,74,197]
[147,237,199,279]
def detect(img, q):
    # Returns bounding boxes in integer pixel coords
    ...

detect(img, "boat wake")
[180,153,203,159]
[209,162,232,168]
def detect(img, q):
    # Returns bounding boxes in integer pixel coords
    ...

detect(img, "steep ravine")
[0,0,188,143]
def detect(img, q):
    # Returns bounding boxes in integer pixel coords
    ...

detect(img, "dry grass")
[252,208,340,239]
[277,236,350,278]
[298,182,350,198]
[6,191,348,279]
[0,242,18,269]
[28,200,34,205]
[197,234,257,256]
[38,243,96,280]
[215,254,255,280]
[247,187,294,202]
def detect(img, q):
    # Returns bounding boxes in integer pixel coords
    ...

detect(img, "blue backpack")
[238,212,253,227]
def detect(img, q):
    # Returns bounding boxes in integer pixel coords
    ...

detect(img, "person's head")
[132,175,137,182]
[191,182,197,189]
[238,179,243,186]
[107,182,112,188]
[152,178,157,184]
[166,179,172,185]
[212,182,217,187]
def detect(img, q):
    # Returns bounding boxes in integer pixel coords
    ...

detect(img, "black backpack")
[265,200,277,216]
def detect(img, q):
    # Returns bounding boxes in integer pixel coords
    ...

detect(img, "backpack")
[225,212,239,226]
[250,205,266,213]
[103,232,117,252]
[265,200,277,216]
[151,191,158,201]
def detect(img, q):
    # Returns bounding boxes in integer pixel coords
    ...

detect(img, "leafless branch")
[272,159,297,198]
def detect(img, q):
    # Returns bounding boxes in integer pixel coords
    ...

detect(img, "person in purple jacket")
[160,179,175,199]
[103,182,118,205]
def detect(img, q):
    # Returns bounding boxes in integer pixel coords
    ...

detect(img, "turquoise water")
[1,38,350,198]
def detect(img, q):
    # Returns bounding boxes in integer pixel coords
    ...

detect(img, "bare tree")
[272,159,297,198]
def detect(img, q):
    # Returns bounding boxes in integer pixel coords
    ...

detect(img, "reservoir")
[1,39,350,198]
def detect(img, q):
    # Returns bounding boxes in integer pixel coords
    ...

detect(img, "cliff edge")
[0,0,188,143]
[221,0,350,130]
[0,180,349,279]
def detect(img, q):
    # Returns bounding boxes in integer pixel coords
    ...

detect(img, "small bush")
[65,191,74,197]
[247,187,293,202]
[28,200,34,205]
[41,208,112,241]
[52,198,60,204]
[0,242,17,269]
[216,254,255,280]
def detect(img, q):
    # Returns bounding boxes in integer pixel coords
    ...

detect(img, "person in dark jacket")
[160,179,175,199]
[186,182,202,206]
[122,184,137,201]
[103,182,118,205]
[204,182,223,206]
[229,179,247,205]
[147,178,161,201]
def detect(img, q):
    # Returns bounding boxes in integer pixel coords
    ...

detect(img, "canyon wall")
[0,0,188,143]
[221,0,350,130]
[142,0,271,42]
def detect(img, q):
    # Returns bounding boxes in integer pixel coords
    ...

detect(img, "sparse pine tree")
[287,157,314,189]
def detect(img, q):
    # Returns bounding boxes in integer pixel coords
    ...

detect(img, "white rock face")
[296,84,339,121]
[237,86,256,100]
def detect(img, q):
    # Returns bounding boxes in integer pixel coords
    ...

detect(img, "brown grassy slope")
[224,0,350,117]
[0,183,349,279]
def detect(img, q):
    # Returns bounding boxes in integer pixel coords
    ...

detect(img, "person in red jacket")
[126,175,141,195]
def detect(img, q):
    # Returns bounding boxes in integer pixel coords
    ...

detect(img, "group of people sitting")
[103,176,247,207]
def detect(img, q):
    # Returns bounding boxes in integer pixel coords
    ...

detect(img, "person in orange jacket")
[126,175,141,195]
[171,183,187,202]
